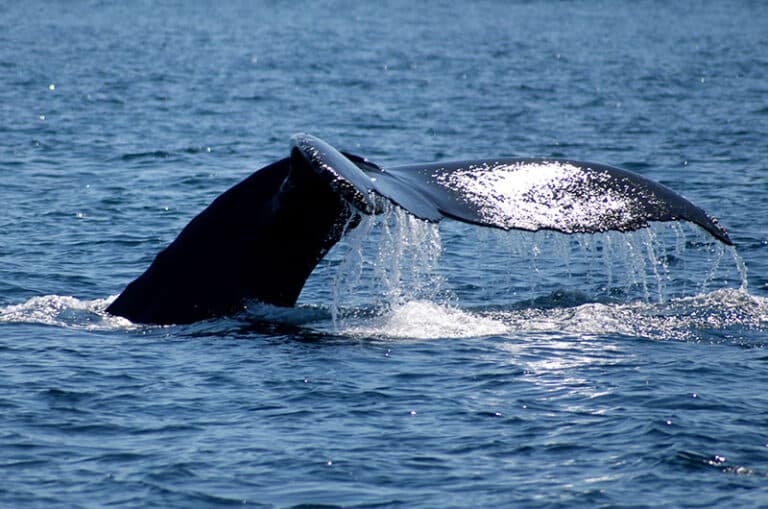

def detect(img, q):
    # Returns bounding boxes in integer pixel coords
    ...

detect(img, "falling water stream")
[293,204,758,341]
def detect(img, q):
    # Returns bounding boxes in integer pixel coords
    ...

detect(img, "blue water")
[2,1,768,507]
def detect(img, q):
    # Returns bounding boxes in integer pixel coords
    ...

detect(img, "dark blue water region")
[1,1,767,508]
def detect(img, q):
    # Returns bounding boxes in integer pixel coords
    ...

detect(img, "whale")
[106,133,732,325]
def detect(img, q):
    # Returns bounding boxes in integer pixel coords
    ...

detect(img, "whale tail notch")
[107,133,732,325]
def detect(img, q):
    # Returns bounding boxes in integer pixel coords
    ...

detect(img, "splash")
[334,289,768,342]
[341,300,507,339]
[1,207,755,341]
[0,295,133,330]
[489,288,768,342]
[327,205,446,326]
[317,202,755,340]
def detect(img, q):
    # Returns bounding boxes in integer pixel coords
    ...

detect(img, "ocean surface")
[2,1,767,507]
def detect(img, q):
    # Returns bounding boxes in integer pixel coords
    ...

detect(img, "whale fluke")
[107,134,731,324]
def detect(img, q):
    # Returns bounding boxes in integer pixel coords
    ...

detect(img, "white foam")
[489,288,768,341]
[342,300,508,339]
[0,294,134,330]
[331,289,768,341]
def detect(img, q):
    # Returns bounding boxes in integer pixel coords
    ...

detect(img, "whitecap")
[0,295,133,331]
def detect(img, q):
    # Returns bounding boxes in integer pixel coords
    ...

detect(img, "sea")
[1,1,767,507]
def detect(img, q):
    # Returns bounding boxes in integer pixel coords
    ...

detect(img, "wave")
[3,289,765,345]
[486,288,768,342]
[325,288,768,343]
[0,295,133,331]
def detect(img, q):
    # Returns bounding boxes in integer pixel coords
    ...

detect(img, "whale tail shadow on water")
[106,134,732,325]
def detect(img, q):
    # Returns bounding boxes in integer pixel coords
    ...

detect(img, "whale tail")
[107,134,731,324]
[106,148,355,324]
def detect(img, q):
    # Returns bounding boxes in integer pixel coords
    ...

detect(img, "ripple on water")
[1,1,767,507]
